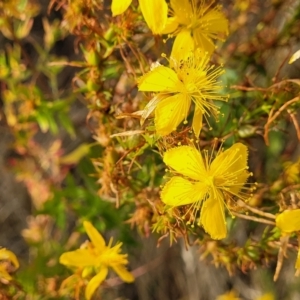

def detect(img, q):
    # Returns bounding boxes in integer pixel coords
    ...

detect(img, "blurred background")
[1,0,300,299]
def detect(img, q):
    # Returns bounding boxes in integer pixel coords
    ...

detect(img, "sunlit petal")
[159,17,179,34]
[84,221,106,251]
[155,94,191,136]
[210,143,249,194]
[163,146,206,180]
[161,176,207,206]
[85,268,108,300]
[192,105,203,137]
[210,143,248,176]
[202,9,229,35]
[111,0,132,16]
[112,265,135,282]
[170,0,192,25]
[138,65,182,92]
[170,30,194,62]
[139,0,168,34]
[200,190,227,240]
[276,209,300,233]
[228,170,250,196]
[59,249,96,267]
[193,29,215,55]
[166,0,228,54]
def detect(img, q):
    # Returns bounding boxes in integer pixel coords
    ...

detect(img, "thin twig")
[232,79,300,93]
[230,85,268,92]
[281,184,300,194]
[237,199,276,219]
[232,211,276,226]
[288,109,300,141]
[274,235,290,281]
[264,96,300,145]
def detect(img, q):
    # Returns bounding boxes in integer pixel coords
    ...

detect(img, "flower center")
[204,175,215,187]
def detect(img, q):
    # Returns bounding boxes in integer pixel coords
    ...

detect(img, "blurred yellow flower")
[60,221,134,300]
[138,51,226,137]
[256,293,275,300]
[275,209,300,233]
[296,249,300,270]
[276,209,300,274]
[289,49,300,64]
[276,209,300,272]
[161,143,250,239]
[216,290,240,300]
[0,248,19,281]
[111,0,168,34]
[283,159,300,184]
[216,291,274,300]
[161,0,228,60]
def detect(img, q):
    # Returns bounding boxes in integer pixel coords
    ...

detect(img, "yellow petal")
[111,0,132,16]
[161,176,207,206]
[193,29,215,55]
[202,9,229,36]
[155,94,191,136]
[276,209,300,233]
[170,0,192,25]
[112,265,135,282]
[59,249,96,267]
[85,268,108,300]
[289,49,300,64]
[192,105,203,137]
[296,248,300,269]
[0,248,19,268]
[170,30,194,62]
[84,221,106,250]
[200,190,227,240]
[210,143,249,195]
[139,0,168,34]
[0,265,12,281]
[159,17,179,34]
[163,146,206,180]
[211,143,248,175]
[138,65,181,92]
[228,169,249,196]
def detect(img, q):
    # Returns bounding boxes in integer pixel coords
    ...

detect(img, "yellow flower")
[216,290,240,300]
[161,0,229,60]
[0,248,19,281]
[111,0,168,34]
[138,51,226,137]
[256,293,275,300]
[289,49,300,64]
[275,209,300,271]
[275,209,300,233]
[161,143,250,239]
[60,221,134,300]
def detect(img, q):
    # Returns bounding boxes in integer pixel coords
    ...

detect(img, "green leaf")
[58,112,76,138]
